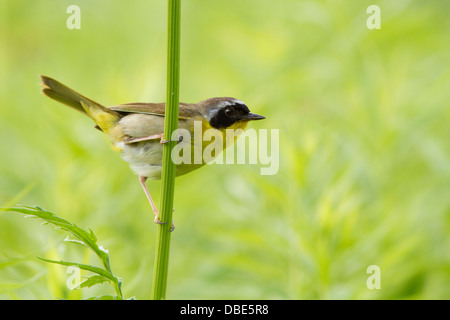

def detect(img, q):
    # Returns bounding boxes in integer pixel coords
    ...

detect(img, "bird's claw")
[160,135,183,144]
[154,217,168,225]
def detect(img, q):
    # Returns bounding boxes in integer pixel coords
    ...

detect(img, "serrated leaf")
[63,236,87,247]
[36,257,118,283]
[80,275,110,288]
[2,206,111,272]
[2,206,124,299]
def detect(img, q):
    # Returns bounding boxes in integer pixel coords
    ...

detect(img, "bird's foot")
[160,135,183,144]
[153,210,176,232]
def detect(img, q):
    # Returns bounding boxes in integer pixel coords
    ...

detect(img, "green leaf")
[2,206,111,272]
[80,275,110,288]
[2,205,124,298]
[36,257,118,283]
[63,236,87,247]
[85,295,124,300]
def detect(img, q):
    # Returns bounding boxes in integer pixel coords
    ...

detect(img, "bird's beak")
[243,112,265,121]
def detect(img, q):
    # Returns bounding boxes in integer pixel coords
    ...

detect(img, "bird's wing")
[108,103,201,120]
[113,103,202,141]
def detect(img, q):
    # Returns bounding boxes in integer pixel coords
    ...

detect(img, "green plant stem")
[151,0,181,300]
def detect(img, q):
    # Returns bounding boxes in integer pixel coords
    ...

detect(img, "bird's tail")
[40,75,120,133]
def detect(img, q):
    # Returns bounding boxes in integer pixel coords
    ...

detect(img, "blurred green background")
[1,0,449,299]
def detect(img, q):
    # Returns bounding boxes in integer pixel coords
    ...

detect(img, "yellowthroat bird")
[40,76,264,230]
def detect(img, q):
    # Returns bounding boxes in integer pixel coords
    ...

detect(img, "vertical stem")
[151,0,181,300]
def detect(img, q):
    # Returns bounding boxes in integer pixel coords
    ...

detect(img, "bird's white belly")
[116,138,207,180]
[118,141,164,180]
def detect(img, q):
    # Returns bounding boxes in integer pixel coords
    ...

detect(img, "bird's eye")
[224,108,234,117]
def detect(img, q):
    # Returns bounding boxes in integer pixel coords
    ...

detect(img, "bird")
[40,76,265,231]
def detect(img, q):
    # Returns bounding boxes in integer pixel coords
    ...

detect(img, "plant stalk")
[151,0,181,300]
